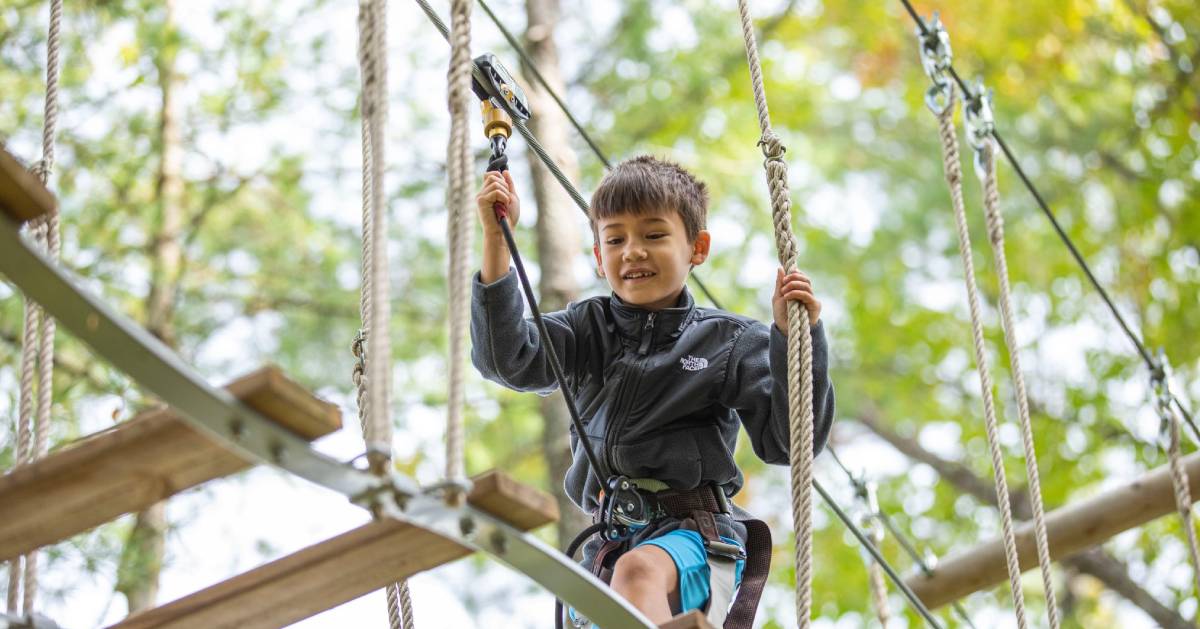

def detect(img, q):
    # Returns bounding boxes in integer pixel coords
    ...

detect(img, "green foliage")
[2,0,1197,625]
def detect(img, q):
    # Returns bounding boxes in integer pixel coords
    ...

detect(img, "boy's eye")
[605,238,623,245]
[647,233,666,240]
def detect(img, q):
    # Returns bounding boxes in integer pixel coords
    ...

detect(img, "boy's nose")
[622,246,647,262]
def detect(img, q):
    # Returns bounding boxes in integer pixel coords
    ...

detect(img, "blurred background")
[1,0,1197,626]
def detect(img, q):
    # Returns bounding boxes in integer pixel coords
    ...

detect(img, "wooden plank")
[110,470,557,629]
[907,451,1200,609]
[0,366,339,562]
[0,147,55,225]
[659,610,715,629]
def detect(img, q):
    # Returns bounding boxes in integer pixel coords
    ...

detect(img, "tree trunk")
[523,0,592,549]
[116,0,183,612]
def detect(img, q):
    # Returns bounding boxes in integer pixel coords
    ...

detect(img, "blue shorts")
[638,529,746,614]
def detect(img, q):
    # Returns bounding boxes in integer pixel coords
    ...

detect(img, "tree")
[522,0,594,549]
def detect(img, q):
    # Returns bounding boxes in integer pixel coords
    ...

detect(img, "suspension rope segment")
[356,1,416,626]
[899,0,1200,444]
[735,1,817,625]
[930,83,1030,627]
[444,0,474,497]
[964,87,1061,628]
[1152,356,1200,600]
[7,0,64,618]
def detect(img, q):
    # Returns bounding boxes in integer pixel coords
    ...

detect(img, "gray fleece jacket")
[470,269,835,515]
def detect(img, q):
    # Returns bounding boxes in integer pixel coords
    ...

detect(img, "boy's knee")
[612,547,674,589]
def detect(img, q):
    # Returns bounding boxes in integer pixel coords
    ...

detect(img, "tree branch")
[852,407,1191,627]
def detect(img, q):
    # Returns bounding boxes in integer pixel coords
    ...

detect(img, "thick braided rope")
[8,232,42,614]
[868,560,890,627]
[11,1,64,615]
[935,92,1028,628]
[735,1,816,625]
[1165,400,1200,600]
[444,0,473,489]
[977,140,1059,627]
[356,2,414,626]
[358,0,392,463]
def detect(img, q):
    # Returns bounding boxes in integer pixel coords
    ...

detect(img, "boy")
[471,156,835,626]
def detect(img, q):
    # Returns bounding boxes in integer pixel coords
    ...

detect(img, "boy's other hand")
[476,170,520,237]
[773,267,821,333]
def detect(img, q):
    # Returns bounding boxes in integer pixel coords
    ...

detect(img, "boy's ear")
[690,231,711,266]
[593,244,605,277]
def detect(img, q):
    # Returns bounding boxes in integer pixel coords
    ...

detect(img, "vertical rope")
[444,0,473,491]
[977,140,1060,627]
[8,250,41,614]
[356,2,413,626]
[7,0,64,616]
[935,90,1028,628]
[735,2,816,625]
[868,560,890,627]
[1165,400,1200,601]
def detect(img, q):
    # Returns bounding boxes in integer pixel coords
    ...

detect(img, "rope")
[934,89,1028,627]
[7,0,64,616]
[900,0,1200,445]
[735,2,816,625]
[976,139,1059,628]
[8,257,41,615]
[444,0,472,492]
[868,560,890,627]
[356,1,414,625]
[1163,395,1200,601]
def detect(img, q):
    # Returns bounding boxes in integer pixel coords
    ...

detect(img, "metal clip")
[1151,348,1178,448]
[964,79,997,178]
[704,539,748,562]
[757,132,787,166]
[917,13,954,115]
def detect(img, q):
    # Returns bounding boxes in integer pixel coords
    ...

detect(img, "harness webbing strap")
[705,555,738,627]
[724,518,771,629]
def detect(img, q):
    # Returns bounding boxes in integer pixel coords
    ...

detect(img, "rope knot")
[29,160,51,184]
[757,131,786,163]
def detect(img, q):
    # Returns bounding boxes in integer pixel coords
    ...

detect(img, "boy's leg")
[609,545,680,623]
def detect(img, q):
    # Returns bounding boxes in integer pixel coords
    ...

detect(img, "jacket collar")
[606,286,696,354]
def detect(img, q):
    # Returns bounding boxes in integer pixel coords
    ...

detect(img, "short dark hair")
[589,155,708,244]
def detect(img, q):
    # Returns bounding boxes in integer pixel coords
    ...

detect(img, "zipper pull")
[638,313,655,355]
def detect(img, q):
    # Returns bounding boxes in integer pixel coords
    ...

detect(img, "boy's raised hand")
[476,170,521,237]
[773,267,821,333]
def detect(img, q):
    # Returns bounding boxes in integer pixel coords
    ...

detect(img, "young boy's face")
[592,208,710,311]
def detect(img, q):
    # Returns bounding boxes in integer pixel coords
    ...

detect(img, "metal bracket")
[377,490,655,628]
[963,79,997,178]
[916,12,954,115]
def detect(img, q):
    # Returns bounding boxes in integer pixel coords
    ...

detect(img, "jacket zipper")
[604,313,655,476]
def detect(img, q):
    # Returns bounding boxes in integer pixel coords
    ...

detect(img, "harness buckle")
[704,539,747,562]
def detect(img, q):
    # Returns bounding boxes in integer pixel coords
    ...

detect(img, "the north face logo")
[680,356,708,372]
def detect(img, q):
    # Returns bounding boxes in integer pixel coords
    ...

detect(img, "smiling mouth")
[623,271,656,280]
